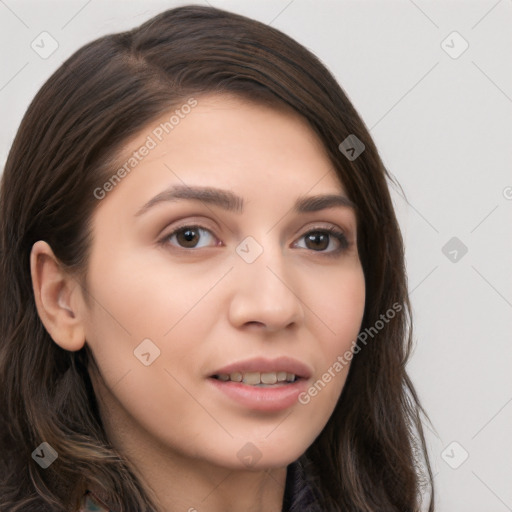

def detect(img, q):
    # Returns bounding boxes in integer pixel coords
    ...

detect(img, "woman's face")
[80,93,365,470]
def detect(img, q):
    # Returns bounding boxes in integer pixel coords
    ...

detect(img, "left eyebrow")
[134,185,356,217]
[294,194,356,213]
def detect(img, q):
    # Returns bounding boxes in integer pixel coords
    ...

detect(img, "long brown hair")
[0,5,434,511]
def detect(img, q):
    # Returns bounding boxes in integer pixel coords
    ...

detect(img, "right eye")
[162,225,219,249]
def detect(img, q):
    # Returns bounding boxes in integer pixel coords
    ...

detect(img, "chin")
[220,435,314,471]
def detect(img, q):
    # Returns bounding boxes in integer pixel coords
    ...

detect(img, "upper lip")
[210,356,312,379]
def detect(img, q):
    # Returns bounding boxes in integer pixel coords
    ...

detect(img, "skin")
[30,93,366,512]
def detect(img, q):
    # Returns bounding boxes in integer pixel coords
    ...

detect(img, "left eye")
[165,226,218,249]
[294,228,348,253]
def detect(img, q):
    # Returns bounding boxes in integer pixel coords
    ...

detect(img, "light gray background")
[1,1,511,510]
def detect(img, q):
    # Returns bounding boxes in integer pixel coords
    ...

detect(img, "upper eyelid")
[158,217,219,238]
[152,205,355,234]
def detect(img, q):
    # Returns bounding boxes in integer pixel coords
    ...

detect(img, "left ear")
[30,240,86,351]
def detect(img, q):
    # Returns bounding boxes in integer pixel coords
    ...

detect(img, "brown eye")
[176,228,200,248]
[294,228,348,254]
[304,232,330,251]
[165,226,217,249]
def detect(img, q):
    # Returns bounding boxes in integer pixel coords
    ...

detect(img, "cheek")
[84,249,220,340]
[299,264,365,405]
[310,263,366,346]
[81,251,222,396]
[83,257,223,454]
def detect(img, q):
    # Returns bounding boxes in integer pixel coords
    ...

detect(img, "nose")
[227,247,305,333]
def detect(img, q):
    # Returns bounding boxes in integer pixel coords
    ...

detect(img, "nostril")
[245,321,265,328]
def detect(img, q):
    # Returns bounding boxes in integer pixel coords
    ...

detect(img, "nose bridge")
[229,236,304,330]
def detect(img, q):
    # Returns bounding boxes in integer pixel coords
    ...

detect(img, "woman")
[0,5,434,511]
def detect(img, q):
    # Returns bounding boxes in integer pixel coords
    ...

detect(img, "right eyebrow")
[135,185,244,217]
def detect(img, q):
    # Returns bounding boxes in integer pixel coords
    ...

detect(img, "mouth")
[207,357,311,411]
[209,356,311,385]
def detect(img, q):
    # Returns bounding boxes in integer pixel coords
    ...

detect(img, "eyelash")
[158,224,350,256]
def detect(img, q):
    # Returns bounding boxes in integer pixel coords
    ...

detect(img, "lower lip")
[208,378,308,412]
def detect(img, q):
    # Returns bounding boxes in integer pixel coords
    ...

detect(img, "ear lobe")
[30,240,85,351]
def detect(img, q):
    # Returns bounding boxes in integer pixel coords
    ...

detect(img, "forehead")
[102,92,346,208]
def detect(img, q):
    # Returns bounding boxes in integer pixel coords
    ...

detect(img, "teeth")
[215,371,297,385]
[242,372,261,385]
[261,372,277,384]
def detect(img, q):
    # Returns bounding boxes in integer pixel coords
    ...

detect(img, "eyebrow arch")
[295,194,356,212]
[134,185,355,217]
[135,185,244,216]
